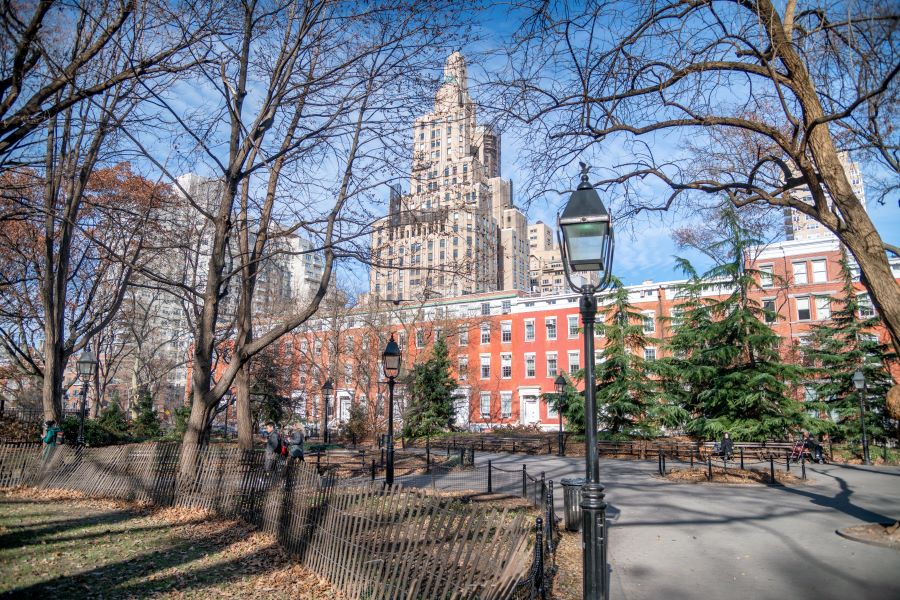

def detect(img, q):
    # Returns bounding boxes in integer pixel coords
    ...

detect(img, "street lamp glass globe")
[322,378,333,395]
[382,334,402,378]
[76,348,97,381]
[558,167,613,274]
[554,374,567,395]
[852,369,865,390]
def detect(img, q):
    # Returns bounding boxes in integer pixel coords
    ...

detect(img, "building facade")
[290,239,899,432]
[784,152,867,241]
[369,52,529,300]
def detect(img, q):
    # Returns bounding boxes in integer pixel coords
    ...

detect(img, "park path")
[408,450,900,600]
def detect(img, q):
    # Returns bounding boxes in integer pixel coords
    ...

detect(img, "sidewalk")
[465,452,900,599]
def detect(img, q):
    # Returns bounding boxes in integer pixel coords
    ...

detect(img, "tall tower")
[370,52,528,300]
[784,153,867,241]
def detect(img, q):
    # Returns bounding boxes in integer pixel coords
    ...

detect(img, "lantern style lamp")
[322,378,333,444]
[557,162,615,600]
[75,347,97,445]
[852,369,871,464]
[382,334,402,486]
[555,374,567,456]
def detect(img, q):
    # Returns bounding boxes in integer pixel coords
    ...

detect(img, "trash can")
[560,477,586,532]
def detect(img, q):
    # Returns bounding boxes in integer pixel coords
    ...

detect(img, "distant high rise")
[369,52,529,300]
[784,153,867,241]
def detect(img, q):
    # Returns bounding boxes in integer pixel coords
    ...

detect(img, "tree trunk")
[41,348,63,425]
[179,391,212,479]
[841,226,900,362]
[236,363,253,449]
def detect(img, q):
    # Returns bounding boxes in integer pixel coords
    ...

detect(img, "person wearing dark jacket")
[719,432,734,460]
[287,426,304,463]
[264,421,281,473]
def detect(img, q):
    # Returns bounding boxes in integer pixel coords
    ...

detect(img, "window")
[525,319,535,341]
[480,323,491,344]
[525,353,536,378]
[796,296,811,321]
[763,299,777,324]
[501,321,512,342]
[759,264,774,288]
[480,355,491,379]
[458,325,468,346]
[811,260,827,283]
[568,315,579,338]
[815,297,831,320]
[568,351,580,374]
[545,317,557,340]
[502,300,511,314]
[642,312,655,334]
[501,392,512,418]
[595,314,605,337]
[415,329,425,348]
[300,340,308,352]
[481,302,491,316]
[344,364,353,385]
[501,353,512,379]
[644,347,657,361]
[792,262,808,285]
[458,356,468,381]
[480,392,491,419]
[858,293,875,318]
[546,353,558,377]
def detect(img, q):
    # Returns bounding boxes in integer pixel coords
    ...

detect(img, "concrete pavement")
[469,452,900,600]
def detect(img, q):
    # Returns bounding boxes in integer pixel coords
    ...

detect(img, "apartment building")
[290,239,898,431]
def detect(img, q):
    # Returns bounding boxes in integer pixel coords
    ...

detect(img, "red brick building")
[219,238,899,432]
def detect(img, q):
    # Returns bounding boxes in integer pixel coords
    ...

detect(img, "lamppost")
[852,369,871,465]
[322,378,333,444]
[75,347,97,445]
[555,374,567,456]
[558,162,614,600]
[382,333,402,486]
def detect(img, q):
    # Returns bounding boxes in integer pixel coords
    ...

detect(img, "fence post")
[770,456,776,484]
[707,456,712,481]
[512,440,517,453]
[740,448,744,470]
[371,459,376,481]
[533,517,545,597]
[481,438,485,451]
[545,481,555,554]
[785,449,790,472]
[426,438,430,467]
[883,443,888,462]
[459,447,464,465]
[662,453,667,476]
[690,450,694,469]
[470,445,475,466]
[658,450,662,475]
[548,439,552,455]
[380,448,385,467]
[487,460,492,494]
[522,464,527,499]
[540,471,546,502]
[801,453,806,480]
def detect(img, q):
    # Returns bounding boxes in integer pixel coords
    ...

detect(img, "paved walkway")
[412,451,900,599]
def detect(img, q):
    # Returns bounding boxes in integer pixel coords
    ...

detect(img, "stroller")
[789,440,806,463]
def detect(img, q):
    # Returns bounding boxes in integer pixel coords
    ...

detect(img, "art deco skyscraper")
[370,52,529,300]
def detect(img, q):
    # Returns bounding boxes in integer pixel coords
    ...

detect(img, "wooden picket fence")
[0,443,533,599]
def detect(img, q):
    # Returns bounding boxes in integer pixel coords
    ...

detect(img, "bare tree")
[126,0,466,472]
[494,0,900,355]
[0,0,215,168]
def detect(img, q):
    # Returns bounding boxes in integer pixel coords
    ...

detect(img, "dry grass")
[662,466,807,485]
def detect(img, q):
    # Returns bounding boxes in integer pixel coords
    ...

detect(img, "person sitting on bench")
[802,430,824,464]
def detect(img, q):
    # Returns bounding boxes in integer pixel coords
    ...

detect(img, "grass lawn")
[0,488,337,599]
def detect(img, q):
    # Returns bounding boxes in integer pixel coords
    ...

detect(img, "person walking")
[287,425,305,463]
[41,420,61,459]
[719,432,734,460]
[263,421,281,473]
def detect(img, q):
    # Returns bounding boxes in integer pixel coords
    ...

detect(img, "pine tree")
[131,392,161,439]
[656,211,811,441]
[803,253,897,443]
[401,337,457,438]
[593,278,660,438]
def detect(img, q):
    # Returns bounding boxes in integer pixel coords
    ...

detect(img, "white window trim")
[567,314,580,338]
[524,353,536,378]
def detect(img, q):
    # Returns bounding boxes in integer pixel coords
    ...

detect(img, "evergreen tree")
[401,337,457,438]
[656,211,811,441]
[131,392,161,439]
[803,254,897,443]
[594,278,661,438]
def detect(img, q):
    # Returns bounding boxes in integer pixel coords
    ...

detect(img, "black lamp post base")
[581,481,608,599]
